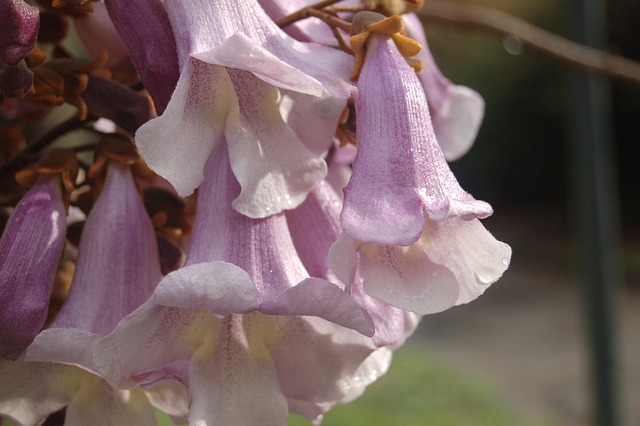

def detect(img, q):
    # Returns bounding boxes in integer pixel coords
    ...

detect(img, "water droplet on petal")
[474,271,492,286]
[501,257,510,266]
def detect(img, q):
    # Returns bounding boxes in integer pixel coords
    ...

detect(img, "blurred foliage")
[422,0,640,225]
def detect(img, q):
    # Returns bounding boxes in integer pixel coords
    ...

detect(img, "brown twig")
[306,8,352,32]
[422,0,640,85]
[0,115,85,179]
[275,0,345,28]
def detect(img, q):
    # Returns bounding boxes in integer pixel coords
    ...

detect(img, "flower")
[343,13,493,246]
[133,0,354,218]
[334,13,510,314]
[0,150,74,360]
[0,146,188,426]
[94,143,377,425]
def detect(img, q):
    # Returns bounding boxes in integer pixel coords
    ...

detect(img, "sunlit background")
[294,0,640,425]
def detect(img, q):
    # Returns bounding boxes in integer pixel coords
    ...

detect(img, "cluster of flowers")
[0,0,511,425]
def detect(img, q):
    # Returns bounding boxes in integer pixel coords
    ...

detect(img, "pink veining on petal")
[342,35,492,246]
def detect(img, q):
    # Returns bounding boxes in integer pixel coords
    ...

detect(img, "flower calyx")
[349,12,422,80]
[24,48,110,120]
[14,148,78,207]
[87,133,153,181]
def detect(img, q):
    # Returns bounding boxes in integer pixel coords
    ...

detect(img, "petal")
[270,316,373,405]
[350,279,407,347]
[279,90,345,156]
[225,72,327,218]
[285,181,343,280]
[359,240,460,314]
[328,234,358,291]
[165,0,353,98]
[432,84,485,162]
[104,0,179,113]
[153,262,258,315]
[187,315,288,426]
[339,347,392,404]
[51,163,161,336]
[186,143,309,303]
[64,381,156,426]
[0,359,70,425]
[136,58,235,197]
[259,278,374,336]
[146,381,190,424]
[420,218,512,305]
[194,34,325,97]
[94,301,215,388]
[0,176,66,360]
[342,35,492,246]
[25,329,100,373]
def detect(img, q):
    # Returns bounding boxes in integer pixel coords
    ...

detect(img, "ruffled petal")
[194,34,326,97]
[358,240,460,314]
[338,347,392,404]
[420,218,512,305]
[94,301,215,388]
[224,72,328,218]
[166,0,353,98]
[153,262,258,315]
[270,316,373,406]
[136,58,235,197]
[431,84,485,161]
[25,329,100,373]
[259,278,374,336]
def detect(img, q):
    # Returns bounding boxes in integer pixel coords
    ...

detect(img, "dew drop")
[189,274,199,284]
[501,257,510,266]
[474,271,492,286]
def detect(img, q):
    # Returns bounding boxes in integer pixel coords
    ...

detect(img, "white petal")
[136,58,235,197]
[432,85,485,161]
[421,218,512,305]
[225,72,327,217]
[153,262,258,315]
[359,242,460,315]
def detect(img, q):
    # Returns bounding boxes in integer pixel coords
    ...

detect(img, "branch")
[421,0,640,85]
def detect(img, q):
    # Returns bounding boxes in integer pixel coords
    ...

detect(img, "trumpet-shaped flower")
[94,143,378,425]
[342,20,493,247]
[336,16,510,314]
[133,0,354,218]
[0,175,66,360]
[0,159,188,426]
